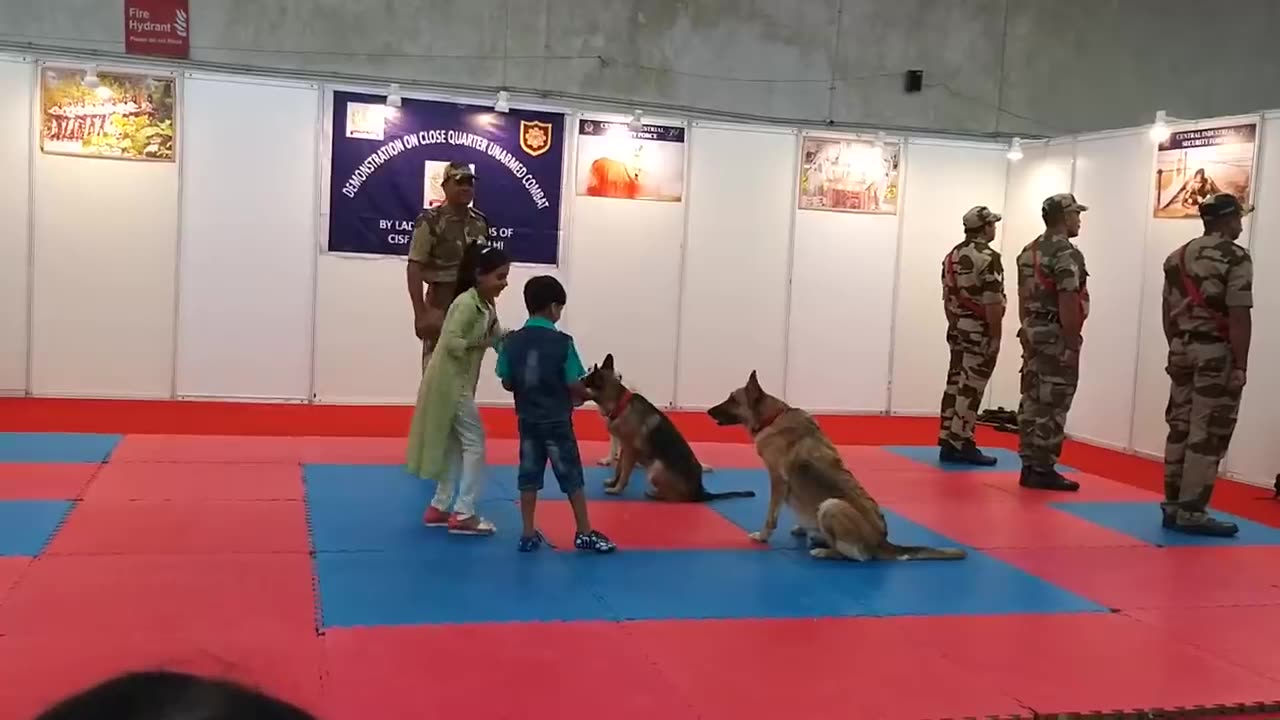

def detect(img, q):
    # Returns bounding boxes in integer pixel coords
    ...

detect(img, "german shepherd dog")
[707,371,966,561]
[582,354,755,502]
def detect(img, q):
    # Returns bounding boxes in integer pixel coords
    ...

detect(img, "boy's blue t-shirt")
[495,316,585,424]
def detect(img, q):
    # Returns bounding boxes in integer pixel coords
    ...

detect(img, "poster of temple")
[798,136,900,215]
[1153,122,1256,219]
[39,67,176,161]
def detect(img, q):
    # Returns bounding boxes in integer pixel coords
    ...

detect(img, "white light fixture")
[83,66,100,90]
[1006,137,1023,161]
[494,90,510,113]
[386,84,402,108]
[628,109,644,132]
[1149,110,1170,143]
[874,131,887,149]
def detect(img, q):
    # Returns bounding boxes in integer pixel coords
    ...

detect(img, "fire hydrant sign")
[124,0,190,59]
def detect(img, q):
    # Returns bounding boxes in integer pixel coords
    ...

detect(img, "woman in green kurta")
[408,244,511,536]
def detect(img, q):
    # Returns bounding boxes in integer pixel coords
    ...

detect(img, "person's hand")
[415,308,443,341]
[1228,367,1247,393]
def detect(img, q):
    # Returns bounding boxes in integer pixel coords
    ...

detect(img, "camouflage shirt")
[1162,234,1252,339]
[407,205,489,284]
[1016,231,1090,322]
[941,237,1005,336]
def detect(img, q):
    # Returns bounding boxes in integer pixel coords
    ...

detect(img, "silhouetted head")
[35,670,315,720]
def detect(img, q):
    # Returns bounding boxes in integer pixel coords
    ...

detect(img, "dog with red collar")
[583,354,751,502]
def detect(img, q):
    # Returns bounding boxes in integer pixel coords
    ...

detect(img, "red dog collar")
[752,407,786,434]
[607,389,634,422]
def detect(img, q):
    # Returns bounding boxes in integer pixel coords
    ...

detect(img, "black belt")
[1028,311,1059,322]
[1177,331,1227,344]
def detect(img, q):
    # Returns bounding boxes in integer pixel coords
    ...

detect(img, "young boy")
[496,275,616,553]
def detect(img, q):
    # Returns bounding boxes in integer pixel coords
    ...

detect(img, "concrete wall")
[3,0,1280,136]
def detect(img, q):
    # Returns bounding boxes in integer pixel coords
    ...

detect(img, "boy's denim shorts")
[517,420,585,495]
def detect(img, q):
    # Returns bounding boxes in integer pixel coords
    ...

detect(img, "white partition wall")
[1131,115,1264,456]
[564,115,687,407]
[1066,130,1152,450]
[1223,112,1279,486]
[0,57,32,393]
[29,64,179,398]
[175,74,320,400]
[785,134,901,413]
[889,140,1010,415]
[987,139,1077,412]
[676,124,796,408]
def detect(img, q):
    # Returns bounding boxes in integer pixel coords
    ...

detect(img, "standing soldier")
[1159,193,1253,537]
[1016,193,1090,492]
[938,205,1006,466]
[407,161,490,370]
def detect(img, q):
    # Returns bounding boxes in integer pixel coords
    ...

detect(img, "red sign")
[124,0,190,59]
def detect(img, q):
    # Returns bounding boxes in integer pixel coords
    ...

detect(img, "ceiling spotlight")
[494,90,510,113]
[83,66,100,90]
[386,84,402,108]
[628,109,644,132]
[1006,137,1023,161]
[1149,110,1170,143]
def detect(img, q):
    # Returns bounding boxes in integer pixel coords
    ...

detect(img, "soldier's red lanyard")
[943,253,987,317]
[1031,243,1088,318]
[1175,245,1231,340]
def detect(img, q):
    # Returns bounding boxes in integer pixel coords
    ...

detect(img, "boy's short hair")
[524,275,567,314]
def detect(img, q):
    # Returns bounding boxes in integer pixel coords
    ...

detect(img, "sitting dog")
[707,371,966,561]
[583,354,753,502]
[595,371,714,474]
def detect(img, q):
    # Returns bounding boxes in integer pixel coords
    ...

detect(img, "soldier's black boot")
[939,441,998,467]
[1019,467,1079,492]
[1170,512,1239,538]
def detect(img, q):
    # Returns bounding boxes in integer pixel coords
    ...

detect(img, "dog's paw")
[790,525,807,537]
[748,531,770,544]
[604,485,625,496]
[809,548,843,560]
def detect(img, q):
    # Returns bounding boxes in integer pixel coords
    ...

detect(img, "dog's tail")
[876,542,967,561]
[698,489,757,501]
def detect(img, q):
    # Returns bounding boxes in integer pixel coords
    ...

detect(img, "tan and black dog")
[583,354,754,502]
[707,371,966,561]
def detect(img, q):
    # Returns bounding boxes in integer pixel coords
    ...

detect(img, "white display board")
[1131,116,1263,456]
[785,135,902,413]
[29,67,179,398]
[889,140,1009,415]
[1222,112,1279,486]
[675,124,795,408]
[986,139,1077,412]
[1065,131,1151,450]
[0,57,32,392]
[175,74,320,400]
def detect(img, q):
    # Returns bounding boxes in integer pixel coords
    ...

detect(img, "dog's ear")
[745,370,763,403]
[602,354,615,371]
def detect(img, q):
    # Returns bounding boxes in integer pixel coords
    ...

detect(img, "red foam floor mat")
[1127,605,1280,682]
[620,617,1026,720]
[0,557,30,601]
[533,499,760,551]
[0,463,99,500]
[296,436,407,465]
[109,435,306,463]
[0,554,317,641]
[890,496,1149,549]
[0,632,324,720]
[856,471,1014,504]
[83,462,304,501]
[46,500,310,555]
[323,623,702,720]
[992,546,1280,610]
[890,612,1280,714]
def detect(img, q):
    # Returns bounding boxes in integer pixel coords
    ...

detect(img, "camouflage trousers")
[938,337,997,448]
[1017,335,1079,472]
[1163,339,1244,515]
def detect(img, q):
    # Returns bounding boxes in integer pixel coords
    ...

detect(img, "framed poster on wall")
[1153,122,1257,219]
[798,135,900,215]
[575,119,685,202]
[39,67,176,161]
[327,91,565,266]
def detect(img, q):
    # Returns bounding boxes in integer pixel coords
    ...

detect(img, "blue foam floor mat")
[0,433,121,464]
[885,445,1078,473]
[1051,501,1280,547]
[0,500,75,556]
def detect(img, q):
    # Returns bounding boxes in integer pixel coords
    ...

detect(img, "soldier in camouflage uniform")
[407,161,490,369]
[1159,193,1254,536]
[938,205,1006,466]
[1015,193,1090,492]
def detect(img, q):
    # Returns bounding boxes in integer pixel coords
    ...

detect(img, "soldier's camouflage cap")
[443,161,475,183]
[1199,192,1253,219]
[962,205,1002,230]
[1042,193,1088,215]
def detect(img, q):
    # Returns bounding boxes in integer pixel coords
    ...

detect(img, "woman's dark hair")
[35,670,316,720]
[455,243,510,297]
